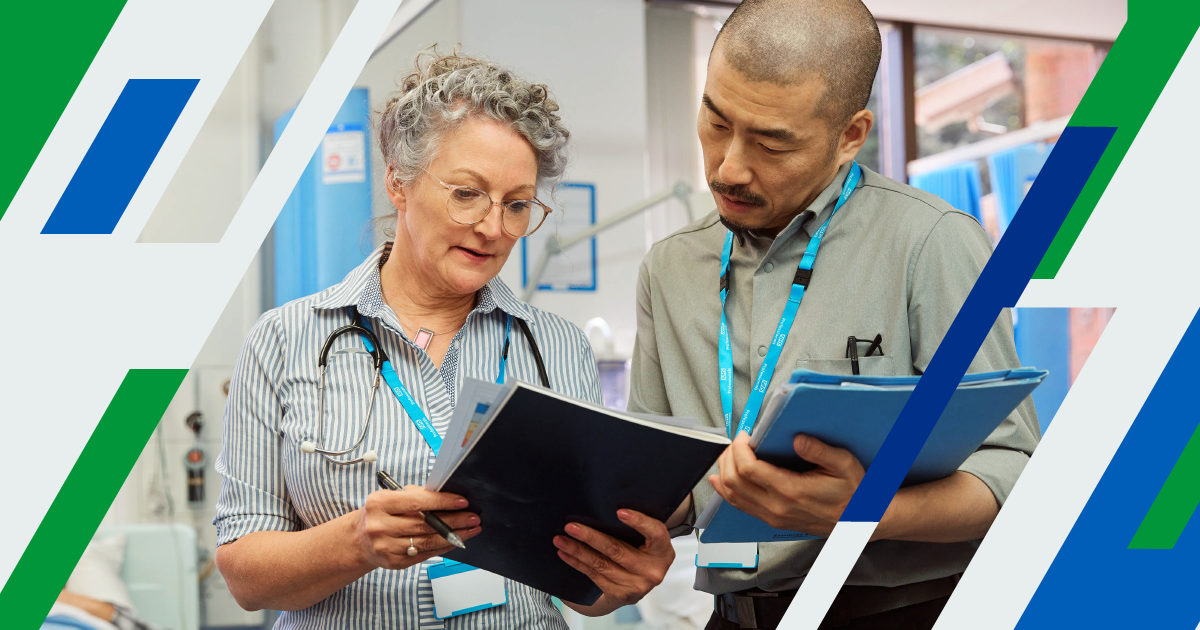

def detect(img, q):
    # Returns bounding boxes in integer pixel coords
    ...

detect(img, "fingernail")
[455,499,469,508]
[565,523,581,536]
[795,435,807,450]
[617,509,632,520]
[553,536,568,548]
[467,515,480,525]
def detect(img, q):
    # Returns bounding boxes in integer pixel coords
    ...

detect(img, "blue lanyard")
[718,161,861,438]
[497,315,512,385]
[359,314,513,454]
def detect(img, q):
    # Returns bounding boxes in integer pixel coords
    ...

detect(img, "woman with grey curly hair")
[214,49,680,629]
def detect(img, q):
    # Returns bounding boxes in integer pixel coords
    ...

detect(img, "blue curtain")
[1013,307,1071,432]
[909,161,984,222]
[273,88,374,307]
[986,142,1053,235]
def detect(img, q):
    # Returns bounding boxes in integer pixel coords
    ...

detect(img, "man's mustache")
[710,180,766,206]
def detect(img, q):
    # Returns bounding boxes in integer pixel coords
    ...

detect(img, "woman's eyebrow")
[449,167,536,194]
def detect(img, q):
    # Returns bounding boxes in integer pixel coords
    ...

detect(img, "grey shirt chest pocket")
[795,356,895,376]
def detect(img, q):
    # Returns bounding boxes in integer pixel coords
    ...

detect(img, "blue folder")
[697,368,1046,543]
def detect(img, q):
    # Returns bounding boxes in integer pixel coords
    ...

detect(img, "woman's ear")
[385,165,408,215]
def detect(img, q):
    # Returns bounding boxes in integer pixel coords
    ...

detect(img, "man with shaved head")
[629,0,1040,628]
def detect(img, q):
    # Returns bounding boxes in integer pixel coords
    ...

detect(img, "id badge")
[427,559,508,619]
[696,533,758,569]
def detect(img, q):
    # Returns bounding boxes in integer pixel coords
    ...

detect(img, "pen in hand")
[376,470,467,550]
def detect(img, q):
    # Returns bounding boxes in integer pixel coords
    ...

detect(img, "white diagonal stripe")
[0,0,403,589]
[786,24,1200,630]
[935,26,1200,630]
[777,522,877,630]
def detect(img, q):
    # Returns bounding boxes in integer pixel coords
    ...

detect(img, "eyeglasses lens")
[446,186,548,237]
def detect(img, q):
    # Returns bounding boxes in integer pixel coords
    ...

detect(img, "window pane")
[913,27,1105,159]
[857,72,882,173]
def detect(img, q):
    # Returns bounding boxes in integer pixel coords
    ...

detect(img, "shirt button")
[764,262,775,273]
[758,346,768,356]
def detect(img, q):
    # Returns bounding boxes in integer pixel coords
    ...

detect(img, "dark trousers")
[705,595,951,630]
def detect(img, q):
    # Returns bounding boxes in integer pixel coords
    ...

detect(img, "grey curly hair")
[378,48,570,192]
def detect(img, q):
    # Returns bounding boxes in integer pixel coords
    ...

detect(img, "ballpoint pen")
[376,470,467,550]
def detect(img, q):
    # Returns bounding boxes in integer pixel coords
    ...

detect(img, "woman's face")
[387,116,539,297]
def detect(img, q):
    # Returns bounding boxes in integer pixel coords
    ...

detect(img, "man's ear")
[384,165,408,215]
[835,109,874,167]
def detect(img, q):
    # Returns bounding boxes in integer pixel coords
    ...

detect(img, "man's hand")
[709,433,865,537]
[555,509,674,613]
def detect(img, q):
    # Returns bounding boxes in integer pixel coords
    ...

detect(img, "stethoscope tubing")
[303,311,548,467]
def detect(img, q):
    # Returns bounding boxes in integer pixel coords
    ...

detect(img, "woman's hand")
[356,485,482,571]
[555,509,675,616]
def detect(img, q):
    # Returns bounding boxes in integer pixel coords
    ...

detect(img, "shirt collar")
[754,161,857,267]
[309,242,538,323]
[783,160,857,242]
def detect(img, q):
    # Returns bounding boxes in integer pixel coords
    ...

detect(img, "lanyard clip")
[793,268,812,288]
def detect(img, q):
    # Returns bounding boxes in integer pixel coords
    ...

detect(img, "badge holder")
[427,559,508,619]
[695,531,759,569]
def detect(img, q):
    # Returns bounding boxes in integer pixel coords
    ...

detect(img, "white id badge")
[696,534,758,569]
[427,560,508,619]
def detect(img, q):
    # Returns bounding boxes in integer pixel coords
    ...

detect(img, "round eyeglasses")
[423,168,552,238]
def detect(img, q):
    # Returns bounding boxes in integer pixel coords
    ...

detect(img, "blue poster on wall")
[521,182,597,292]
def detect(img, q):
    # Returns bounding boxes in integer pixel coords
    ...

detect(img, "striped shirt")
[214,243,603,630]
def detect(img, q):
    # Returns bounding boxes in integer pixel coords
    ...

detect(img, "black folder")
[431,381,728,604]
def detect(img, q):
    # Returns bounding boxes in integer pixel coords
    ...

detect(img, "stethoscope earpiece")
[300,441,317,454]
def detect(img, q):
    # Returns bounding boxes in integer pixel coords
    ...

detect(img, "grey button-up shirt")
[629,162,1040,593]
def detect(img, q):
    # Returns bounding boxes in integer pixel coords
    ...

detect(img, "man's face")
[698,45,843,234]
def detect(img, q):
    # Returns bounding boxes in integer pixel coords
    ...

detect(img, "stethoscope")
[300,309,550,466]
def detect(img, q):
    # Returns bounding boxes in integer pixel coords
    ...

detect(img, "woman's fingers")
[359,484,481,570]
[375,527,482,570]
[366,487,468,518]
[372,486,469,514]
[614,509,672,556]
[371,512,480,538]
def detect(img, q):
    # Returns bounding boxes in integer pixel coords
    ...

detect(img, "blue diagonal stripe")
[840,126,1116,522]
[41,78,198,235]
[1014,305,1200,629]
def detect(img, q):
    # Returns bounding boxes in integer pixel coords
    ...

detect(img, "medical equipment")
[300,314,387,466]
[299,310,550,466]
[184,411,206,508]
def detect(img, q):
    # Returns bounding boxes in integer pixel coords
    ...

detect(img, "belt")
[714,574,960,630]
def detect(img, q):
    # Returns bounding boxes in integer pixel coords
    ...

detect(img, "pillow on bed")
[65,535,137,614]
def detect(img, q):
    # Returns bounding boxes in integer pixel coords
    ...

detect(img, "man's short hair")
[715,0,882,129]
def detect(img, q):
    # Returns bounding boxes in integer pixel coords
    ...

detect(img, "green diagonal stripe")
[1129,419,1200,549]
[0,369,187,630]
[0,1,128,224]
[1035,3,1200,278]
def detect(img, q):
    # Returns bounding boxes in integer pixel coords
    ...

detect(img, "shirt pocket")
[795,356,895,377]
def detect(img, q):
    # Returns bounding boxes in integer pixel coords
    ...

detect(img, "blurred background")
[81,1,1124,629]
